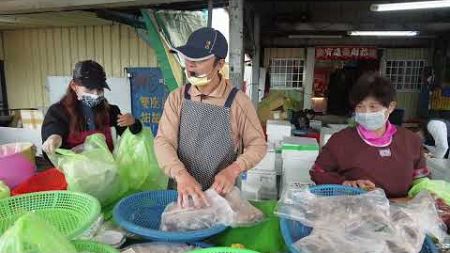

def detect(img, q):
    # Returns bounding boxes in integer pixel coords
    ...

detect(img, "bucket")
[0,143,36,188]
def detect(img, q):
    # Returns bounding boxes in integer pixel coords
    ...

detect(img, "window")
[385,60,425,91]
[270,58,304,89]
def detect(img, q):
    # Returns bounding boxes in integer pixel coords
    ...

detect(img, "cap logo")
[205,40,211,49]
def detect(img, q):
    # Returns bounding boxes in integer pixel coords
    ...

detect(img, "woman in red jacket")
[310,73,430,198]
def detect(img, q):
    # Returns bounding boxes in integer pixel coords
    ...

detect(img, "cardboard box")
[19,110,44,130]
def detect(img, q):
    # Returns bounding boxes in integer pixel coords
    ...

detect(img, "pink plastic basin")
[0,143,36,189]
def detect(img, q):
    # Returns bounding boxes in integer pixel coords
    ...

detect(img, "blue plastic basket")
[279,184,438,253]
[113,190,228,242]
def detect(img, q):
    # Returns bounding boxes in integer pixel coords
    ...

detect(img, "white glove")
[42,134,62,155]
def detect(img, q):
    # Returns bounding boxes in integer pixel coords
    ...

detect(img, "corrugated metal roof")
[0,11,113,30]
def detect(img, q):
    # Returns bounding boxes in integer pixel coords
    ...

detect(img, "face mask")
[78,91,104,108]
[355,109,388,131]
[185,69,213,87]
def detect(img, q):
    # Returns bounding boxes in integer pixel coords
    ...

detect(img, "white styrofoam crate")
[426,158,450,182]
[281,137,319,160]
[254,149,276,172]
[320,127,341,148]
[266,120,292,135]
[241,170,278,200]
[282,158,315,190]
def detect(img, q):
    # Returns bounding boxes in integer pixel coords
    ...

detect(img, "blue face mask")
[355,109,387,130]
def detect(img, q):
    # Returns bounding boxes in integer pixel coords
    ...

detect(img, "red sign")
[315,47,378,60]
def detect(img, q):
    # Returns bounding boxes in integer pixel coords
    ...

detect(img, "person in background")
[154,27,267,208]
[42,60,142,157]
[310,73,430,198]
[417,119,450,159]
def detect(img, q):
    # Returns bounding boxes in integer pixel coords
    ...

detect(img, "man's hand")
[175,170,209,209]
[212,163,242,195]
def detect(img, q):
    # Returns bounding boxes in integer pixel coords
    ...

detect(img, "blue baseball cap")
[171,27,228,61]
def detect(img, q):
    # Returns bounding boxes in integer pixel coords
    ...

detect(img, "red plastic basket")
[12,168,67,196]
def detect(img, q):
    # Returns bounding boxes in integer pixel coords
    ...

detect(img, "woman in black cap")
[42,60,142,156]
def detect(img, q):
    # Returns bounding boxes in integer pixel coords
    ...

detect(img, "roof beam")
[0,0,203,14]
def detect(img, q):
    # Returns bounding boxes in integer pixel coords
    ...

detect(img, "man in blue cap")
[155,27,267,208]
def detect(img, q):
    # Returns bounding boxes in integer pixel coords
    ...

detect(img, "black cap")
[72,60,110,90]
[171,27,228,61]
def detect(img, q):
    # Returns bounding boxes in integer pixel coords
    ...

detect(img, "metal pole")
[303,48,315,109]
[229,0,244,89]
[251,13,260,107]
[207,0,213,28]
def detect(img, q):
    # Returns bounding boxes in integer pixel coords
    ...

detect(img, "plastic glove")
[212,163,242,195]
[42,134,62,155]
[175,170,209,209]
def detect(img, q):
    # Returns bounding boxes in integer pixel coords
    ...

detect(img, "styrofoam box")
[426,158,450,182]
[280,181,316,195]
[241,189,278,201]
[327,124,348,131]
[319,127,345,148]
[253,149,276,172]
[266,120,292,135]
[267,135,285,148]
[282,157,315,189]
[241,170,277,198]
[281,137,319,160]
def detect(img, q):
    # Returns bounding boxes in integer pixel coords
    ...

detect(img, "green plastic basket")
[186,247,260,253]
[72,240,119,253]
[0,191,101,239]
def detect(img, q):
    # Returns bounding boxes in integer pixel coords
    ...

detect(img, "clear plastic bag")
[294,226,389,253]
[276,188,446,253]
[50,134,121,206]
[160,189,234,231]
[275,189,390,227]
[292,199,425,253]
[224,187,265,227]
[160,188,265,231]
[392,191,448,243]
[120,242,198,253]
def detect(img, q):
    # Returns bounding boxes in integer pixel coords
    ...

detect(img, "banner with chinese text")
[127,67,169,136]
[315,47,378,61]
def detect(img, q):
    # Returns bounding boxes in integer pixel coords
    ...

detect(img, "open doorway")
[0,60,9,118]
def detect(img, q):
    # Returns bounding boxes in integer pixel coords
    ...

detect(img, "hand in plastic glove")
[117,113,136,127]
[175,170,209,209]
[343,179,376,191]
[212,163,242,195]
[424,152,434,159]
[42,134,62,155]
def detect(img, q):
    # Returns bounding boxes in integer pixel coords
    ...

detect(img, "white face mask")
[185,69,213,87]
[355,109,388,130]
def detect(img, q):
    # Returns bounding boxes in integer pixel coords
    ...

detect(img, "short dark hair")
[349,73,396,108]
[213,57,222,66]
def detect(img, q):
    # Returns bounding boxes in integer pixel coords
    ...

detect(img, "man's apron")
[176,83,239,190]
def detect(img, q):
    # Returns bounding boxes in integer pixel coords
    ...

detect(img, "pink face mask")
[356,121,397,147]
